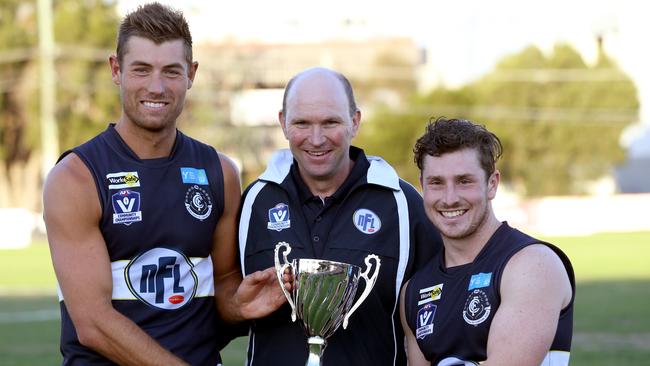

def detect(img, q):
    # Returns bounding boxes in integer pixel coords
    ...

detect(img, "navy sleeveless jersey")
[404,222,575,365]
[57,124,225,365]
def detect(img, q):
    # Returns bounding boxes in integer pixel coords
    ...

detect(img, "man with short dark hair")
[400,117,575,366]
[43,3,284,365]
[238,67,443,365]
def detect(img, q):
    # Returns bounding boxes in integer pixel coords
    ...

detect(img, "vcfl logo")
[116,194,135,212]
[419,310,433,326]
[353,209,381,234]
[273,208,287,222]
[140,257,185,304]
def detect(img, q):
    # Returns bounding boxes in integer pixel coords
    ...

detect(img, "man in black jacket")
[238,67,443,365]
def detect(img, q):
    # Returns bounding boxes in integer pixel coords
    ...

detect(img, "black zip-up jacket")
[238,147,442,366]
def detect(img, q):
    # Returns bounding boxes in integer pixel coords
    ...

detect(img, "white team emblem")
[184,185,213,221]
[463,289,492,326]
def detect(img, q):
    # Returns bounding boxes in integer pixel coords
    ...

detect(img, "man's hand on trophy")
[280,266,294,292]
[235,267,290,319]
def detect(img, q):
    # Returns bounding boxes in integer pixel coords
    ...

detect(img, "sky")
[118,0,650,156]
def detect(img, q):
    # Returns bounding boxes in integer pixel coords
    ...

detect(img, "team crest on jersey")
[416,302,436,339]
[184,185,213,220]
[268,203,291,231]
[124,248,198,310]
[106,171,140,189]
[180,167,209,185]
[463,289,492,326]
[111,190,142,225]
[418,283,443,305]
[468,272,492,290]
[437,357,478,365]
[353,208,381,234]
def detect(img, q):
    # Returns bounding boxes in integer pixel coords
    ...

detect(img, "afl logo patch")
[463,289,492,326]
[353,209,381,234]
[268,203,291,232]
[111,190,142,225]
[124,248,198,310]
[416,303,436,339]
[184,185,212,221]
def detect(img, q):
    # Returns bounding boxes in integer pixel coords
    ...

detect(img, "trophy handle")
[343,254,381,329]
[274,242,297,322]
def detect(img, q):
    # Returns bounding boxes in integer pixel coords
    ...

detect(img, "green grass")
[0,238,57,294]
[1,232,649,365]
[0,296,60,366]
[546,231,650,281]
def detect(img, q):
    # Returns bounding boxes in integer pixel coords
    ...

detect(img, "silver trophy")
[274,241,381,366]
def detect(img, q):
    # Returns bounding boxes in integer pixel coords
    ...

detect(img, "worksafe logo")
[418,283,443,306]
[111,190,142,225]
[106,171,140,189]
[268,203,291,232]
[353,209,381,234]
[125,248,198,310]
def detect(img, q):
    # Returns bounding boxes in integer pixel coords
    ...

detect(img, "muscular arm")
[482,244,572,366]
[212,153,286,323]
[399,281,429,366]
[43,154,188,366]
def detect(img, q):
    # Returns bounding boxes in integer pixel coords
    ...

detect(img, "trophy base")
[306,336,326,366]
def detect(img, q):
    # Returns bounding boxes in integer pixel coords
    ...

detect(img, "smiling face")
[280,70,360,195]
[110,36,197,133]
[420,148,499,241]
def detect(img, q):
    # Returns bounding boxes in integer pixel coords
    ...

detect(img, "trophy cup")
[274,241,381,366]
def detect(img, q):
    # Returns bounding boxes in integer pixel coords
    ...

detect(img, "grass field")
[1,232,649,365]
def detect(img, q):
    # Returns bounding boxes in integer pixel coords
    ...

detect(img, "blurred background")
[0,0,648,365]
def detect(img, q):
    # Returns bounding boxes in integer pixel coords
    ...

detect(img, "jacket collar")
[258,147,401,191]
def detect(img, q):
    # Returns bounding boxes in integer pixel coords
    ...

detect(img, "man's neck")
[443,215,502,268]
[114,119,177,159]
[302,158,354,199]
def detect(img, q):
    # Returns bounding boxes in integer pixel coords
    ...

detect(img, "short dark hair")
[116,2,193,66]
[282,69,358,118]
[413,117,503,179]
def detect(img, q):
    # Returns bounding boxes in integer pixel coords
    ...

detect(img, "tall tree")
[357,43,639,196]
[0,0,119,209]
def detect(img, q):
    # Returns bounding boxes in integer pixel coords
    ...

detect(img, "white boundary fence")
[1,193,649,248]
[494,193,650,236]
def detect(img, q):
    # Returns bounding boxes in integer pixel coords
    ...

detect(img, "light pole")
[37,0,58,180]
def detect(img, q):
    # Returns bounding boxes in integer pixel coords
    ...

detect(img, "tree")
[0,0,119,209]
[357,43,639,196]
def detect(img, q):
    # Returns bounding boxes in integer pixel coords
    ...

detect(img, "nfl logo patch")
[353,208,381,234]
[267,203,291,232]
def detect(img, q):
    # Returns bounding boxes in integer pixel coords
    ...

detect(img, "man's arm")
[483,244,572,366]
[43,154,188,366]
[399,281,429,366]
[212,153,286,323]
